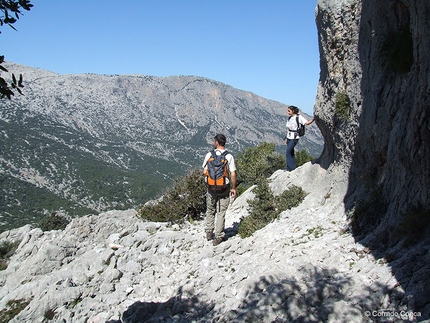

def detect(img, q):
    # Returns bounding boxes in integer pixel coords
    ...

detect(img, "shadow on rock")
[339,0,430,318]
[116,266,391,323]
[215,267,362,322]
[224,221,240,241]
[118,291,214,323]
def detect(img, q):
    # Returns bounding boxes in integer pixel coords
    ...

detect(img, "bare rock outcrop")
[316,0,429,227]
[315,0,430,317]
[1,163,414,322]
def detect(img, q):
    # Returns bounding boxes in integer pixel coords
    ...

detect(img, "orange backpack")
[204,150,229,191]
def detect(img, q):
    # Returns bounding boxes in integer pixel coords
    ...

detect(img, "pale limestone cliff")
[316,0,429,226]
[315,0,430,316]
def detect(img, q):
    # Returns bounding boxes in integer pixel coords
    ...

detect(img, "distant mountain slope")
[0,62,323,231]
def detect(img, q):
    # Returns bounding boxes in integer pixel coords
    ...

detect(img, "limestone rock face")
[315,0,429,232]
[315,0,430,318]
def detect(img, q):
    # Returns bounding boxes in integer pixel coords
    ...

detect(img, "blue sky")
[1,1,319,115]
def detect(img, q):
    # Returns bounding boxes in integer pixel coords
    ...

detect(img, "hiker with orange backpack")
[202,134,237,246]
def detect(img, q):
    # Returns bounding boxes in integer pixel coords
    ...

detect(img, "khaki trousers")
[205,189,230,240]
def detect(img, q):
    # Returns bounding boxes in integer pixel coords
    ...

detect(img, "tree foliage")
[0,0,33,29]
[238,178,307,238]
[295,149,315,167]
[137,168,207,223]
[0,239,19,270]
[0,0,33,99]
[136,142,313,227]
[235,142,285,192]
[39,212,71,231]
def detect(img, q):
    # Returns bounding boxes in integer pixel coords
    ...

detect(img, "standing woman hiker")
[284,106,314,171]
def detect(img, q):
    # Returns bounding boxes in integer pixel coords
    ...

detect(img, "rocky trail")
[1,162,416,322]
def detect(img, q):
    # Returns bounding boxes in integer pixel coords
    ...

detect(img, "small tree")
[0,239,20,270]
[0,0,33,99]
[39,212,70,231]
[295,149,315,167]
[235,142,285,193]
[137,168,207,223]
[238,178,307,238]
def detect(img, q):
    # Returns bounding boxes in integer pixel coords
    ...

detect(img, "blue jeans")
[286,139,298,171]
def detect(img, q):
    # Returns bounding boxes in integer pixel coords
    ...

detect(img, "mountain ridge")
[0,62,323,231]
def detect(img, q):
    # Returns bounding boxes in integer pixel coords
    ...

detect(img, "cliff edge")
[315,0,429,315]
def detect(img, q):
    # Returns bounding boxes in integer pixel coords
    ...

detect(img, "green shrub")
[335,91,350,120]
[136,143,309,226]
[295,149,315,167]
[0,299,31,322]
[238,178,307,238]
[236,142,285,192]
[39,212,70,231]
[276,185,309,211]
[137,168,207,223]
[0,240,20,271]
[236,183,249,197]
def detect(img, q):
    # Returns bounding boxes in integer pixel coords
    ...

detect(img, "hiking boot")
[206,232,213,241]
[212,238,223,246]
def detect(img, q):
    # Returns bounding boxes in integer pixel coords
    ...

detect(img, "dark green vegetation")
[0,238,19,270]
[0,117,178,232]
[1,174,94,231]
[0,298,31,323]
[235,142,285,194]
[137,168,207,223]
[238,180,308,238]
[39,212,70,231]
[334,91,350,120]
[0,0,33,99]
[295,149,315,170]
[236,142,314,195]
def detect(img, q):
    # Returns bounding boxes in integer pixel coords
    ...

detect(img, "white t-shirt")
[202,149,236,184]
[286,114,307,140]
